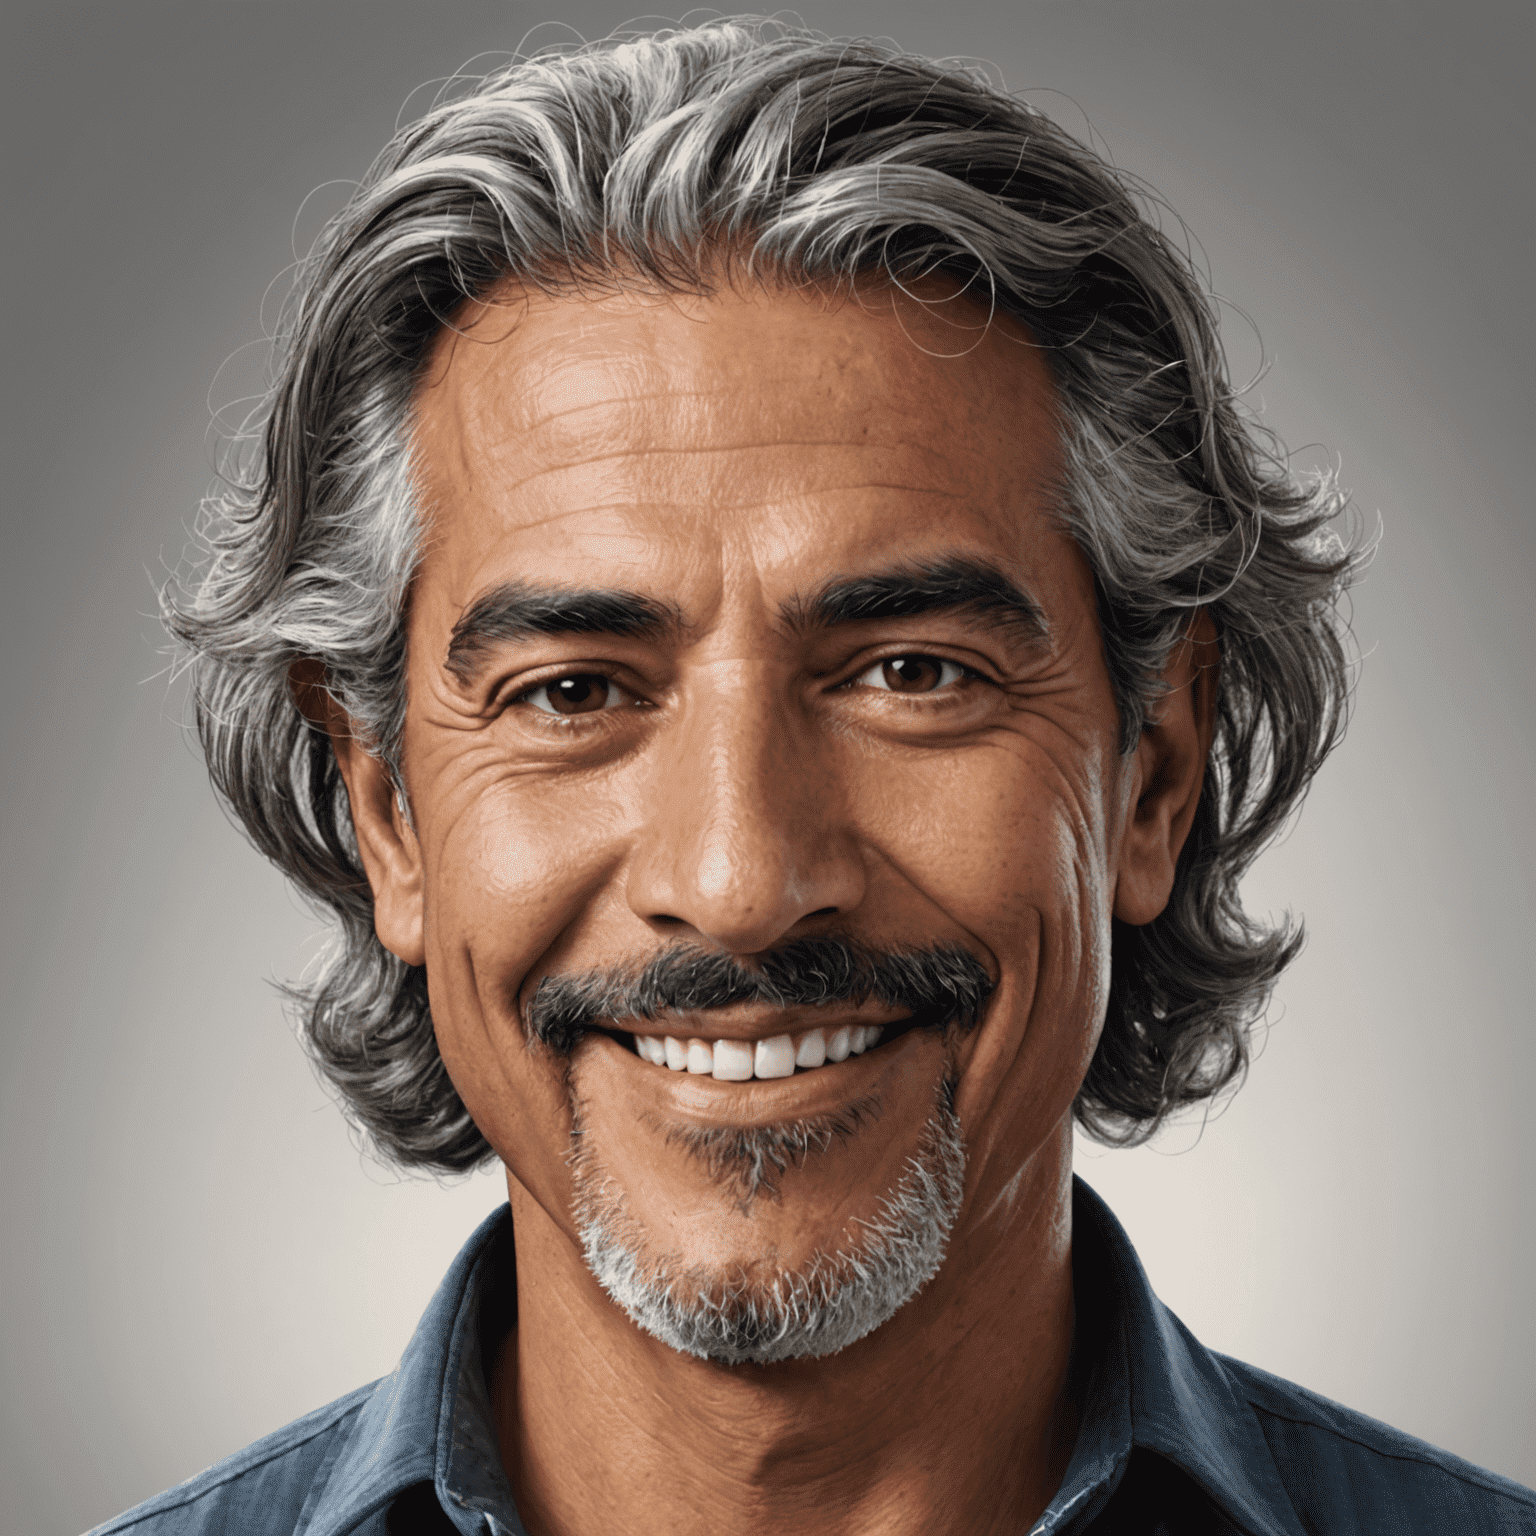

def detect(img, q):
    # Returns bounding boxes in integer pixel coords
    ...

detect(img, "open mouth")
[622,1013,929,1082]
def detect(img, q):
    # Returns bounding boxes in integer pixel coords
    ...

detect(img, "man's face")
[350,274,1167,1351]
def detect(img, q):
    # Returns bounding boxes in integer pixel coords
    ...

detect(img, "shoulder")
[86,1382,380,1536]
[1216,1353,1536,1534]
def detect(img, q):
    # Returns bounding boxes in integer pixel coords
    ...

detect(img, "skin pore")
[317,273,1217,1536]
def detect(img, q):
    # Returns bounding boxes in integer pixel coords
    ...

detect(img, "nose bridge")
[628,659,862,952]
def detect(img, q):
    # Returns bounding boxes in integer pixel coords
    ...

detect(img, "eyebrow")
[445,580,682,682]
[786,556,1049,640]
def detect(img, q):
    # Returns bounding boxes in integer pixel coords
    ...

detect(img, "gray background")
[3,2,1531,1530]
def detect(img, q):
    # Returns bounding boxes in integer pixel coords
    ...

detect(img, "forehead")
[409,276,1069,613]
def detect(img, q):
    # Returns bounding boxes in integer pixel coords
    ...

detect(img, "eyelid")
[842,651,988,692]
[501,664,645,715]
[859,657,963,692]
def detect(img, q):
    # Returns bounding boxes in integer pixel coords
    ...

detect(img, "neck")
[493,1122,1078,1536]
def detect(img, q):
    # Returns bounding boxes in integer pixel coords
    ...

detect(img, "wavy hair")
[167,19,1364,1171]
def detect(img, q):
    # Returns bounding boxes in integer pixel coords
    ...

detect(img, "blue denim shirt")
[91,1179,1535,1535]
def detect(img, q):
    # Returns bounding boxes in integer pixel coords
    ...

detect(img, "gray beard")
[570,1087,966,1365]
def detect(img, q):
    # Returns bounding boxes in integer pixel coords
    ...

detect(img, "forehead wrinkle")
[438,415,968,507]
[506,370,973,457]
[447,451,973,518]
[499,429,964,476]
[421,328,1009,514]
[520,383,715,435]
[437,502,659,543]
[525,440,958,462]
[457,492,974,538]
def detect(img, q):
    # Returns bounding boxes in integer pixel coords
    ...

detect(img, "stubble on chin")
[564,1077,966,1366]
[653,1093,886,1213]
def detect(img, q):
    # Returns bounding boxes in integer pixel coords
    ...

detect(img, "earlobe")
[289,660,427,967]
[1111,611,1219,927]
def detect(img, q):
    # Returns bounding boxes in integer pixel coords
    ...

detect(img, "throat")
[496,1124,1080,1536]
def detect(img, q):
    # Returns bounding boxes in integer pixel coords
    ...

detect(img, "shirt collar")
[300,1203,523,1536]
[301,1179,1308,1536]
[1040,1178,1309,1536]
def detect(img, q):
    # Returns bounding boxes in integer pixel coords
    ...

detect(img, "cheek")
[420,743,631,954]
[854,739,1114,942]
[881,739,1118,1155]
[411,749,632,1193]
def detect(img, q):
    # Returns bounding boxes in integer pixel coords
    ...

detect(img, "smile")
[630,1024,884,1080]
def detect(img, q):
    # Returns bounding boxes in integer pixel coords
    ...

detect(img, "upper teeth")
[632,1024,883,1080]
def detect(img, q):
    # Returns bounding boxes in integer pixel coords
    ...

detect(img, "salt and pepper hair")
[572,1087,968,1365]
[168,19,1363,1172]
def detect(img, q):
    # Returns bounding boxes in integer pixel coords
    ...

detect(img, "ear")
[1112,610,1220,926]
[290,660,426,967]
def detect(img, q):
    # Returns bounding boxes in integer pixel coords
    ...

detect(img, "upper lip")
[605,1000,913,1043]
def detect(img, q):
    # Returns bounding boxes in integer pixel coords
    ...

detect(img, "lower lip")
[578,1026,939,1128]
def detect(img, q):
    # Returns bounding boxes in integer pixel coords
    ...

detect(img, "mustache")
[524,937,994,1055]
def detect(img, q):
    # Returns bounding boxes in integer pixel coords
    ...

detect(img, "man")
[98,19,1533,1536]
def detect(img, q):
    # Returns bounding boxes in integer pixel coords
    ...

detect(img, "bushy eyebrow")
[784,556,1048,640]
[445,580,682,682]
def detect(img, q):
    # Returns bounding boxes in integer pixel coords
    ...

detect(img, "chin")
[570,1081,966,1366]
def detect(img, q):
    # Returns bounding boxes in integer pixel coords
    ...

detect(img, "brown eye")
[883,656,941,692]
[854,655,968,694]
[525,674,620,715]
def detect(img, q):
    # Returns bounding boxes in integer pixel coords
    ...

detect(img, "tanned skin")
[312,274,1218,1536]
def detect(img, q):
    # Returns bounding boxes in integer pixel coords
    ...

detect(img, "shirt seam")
[1246,1401,1536,1506]
[90,1400,370,1532]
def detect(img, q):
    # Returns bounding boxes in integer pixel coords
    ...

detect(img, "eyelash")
[841,654,981,698]
[505,673,644,720]
[501,651,985,723]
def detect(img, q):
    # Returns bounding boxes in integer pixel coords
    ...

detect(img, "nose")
[625,661,865,955]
